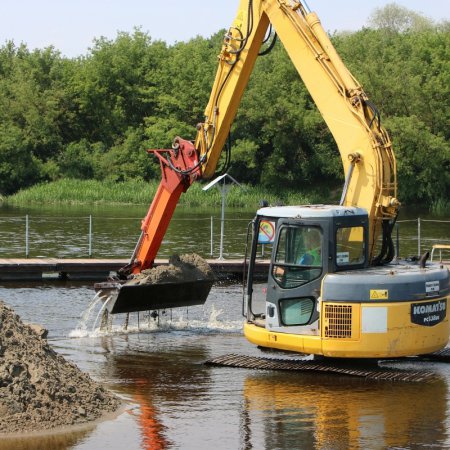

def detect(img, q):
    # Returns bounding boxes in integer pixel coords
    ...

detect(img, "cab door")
[265,219,330,334]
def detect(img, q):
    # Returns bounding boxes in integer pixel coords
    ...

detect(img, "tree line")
[0,4,448,211]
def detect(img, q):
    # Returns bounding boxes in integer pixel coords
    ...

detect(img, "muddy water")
[0,281,449,449]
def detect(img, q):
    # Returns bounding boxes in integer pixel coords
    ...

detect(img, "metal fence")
[396,218,450,258]
[0,214,252,259]
[0,215,449,260]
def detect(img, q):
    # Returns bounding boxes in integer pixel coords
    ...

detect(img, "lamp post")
[203,173,242,260]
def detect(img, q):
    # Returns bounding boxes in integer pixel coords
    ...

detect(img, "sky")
[0,0,449,58]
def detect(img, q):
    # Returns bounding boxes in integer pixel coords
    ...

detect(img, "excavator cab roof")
[257,204,368,219]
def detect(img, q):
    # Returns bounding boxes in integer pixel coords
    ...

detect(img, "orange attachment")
[131,138,202,274]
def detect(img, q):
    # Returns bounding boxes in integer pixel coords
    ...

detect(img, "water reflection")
[1,281,450,449]
[92,331,450,450]
[241,372,449,449]
[0,427,92,450]
[133,386,171,450]
[99,340,212,450]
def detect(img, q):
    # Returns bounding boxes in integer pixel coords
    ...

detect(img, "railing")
[396,218,450,258]
[431,244,450,262]
[0,214,252,259]
[0,215,448,260]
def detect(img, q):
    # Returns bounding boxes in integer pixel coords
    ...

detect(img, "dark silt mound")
[0,301,120,434]
[128,253,215,285]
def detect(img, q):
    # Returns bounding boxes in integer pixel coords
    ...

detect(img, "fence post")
[210,216,214,257]
[417,217,421,256]
[88,215,93,258]
[25,214,29,258]
[395,223,399,259]
[219,194,225,260]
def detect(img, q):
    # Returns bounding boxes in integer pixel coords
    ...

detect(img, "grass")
[6,179,156,205]
[3,179,325,209]
[430,198,450,216]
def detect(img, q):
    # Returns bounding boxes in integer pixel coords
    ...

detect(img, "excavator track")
[205,354,436,382]
[417,347,450,362]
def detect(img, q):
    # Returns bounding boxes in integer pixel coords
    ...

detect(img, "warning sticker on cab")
[425,280,439,294]
[370,289,389,300]
[258,220,276,244]
[337,252,349,264]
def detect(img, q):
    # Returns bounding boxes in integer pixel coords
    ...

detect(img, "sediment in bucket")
[95,254,215,314]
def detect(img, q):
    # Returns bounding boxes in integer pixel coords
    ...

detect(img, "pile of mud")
[0,301,120,434]
[128,253,215,285]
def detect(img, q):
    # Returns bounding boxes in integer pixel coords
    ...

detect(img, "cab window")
[280,297,314,325]
[272,226,322,289]
[336,226,365,266]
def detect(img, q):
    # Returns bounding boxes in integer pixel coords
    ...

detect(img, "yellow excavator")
[97,0,449,359]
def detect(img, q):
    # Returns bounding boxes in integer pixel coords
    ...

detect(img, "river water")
[0,280,450,450]
[0,204,448,259]
[0,205,449,449]
[0,204,254,260]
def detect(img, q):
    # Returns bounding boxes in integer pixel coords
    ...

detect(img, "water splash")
[69,292,103,337]
[92,295,113,332]
[70,299,243,338]
[207,304,224,328]
[144,305,244,334]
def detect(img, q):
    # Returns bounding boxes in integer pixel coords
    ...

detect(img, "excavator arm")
[97,0,401,314]
[121,138,202,275]
[128,0,398,275]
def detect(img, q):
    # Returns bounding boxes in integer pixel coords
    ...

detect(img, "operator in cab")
[272,226,322,288]
[298,228,321,266]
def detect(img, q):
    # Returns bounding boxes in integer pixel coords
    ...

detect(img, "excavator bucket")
[94,278,214,315]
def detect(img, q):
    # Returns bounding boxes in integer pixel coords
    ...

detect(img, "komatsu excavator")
[97,0,449,359]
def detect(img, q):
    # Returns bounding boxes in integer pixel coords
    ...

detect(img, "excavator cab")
[244,205,449,358]
[244,205,368,331]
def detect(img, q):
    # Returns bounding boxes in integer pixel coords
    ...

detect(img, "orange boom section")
[130,137,203,274]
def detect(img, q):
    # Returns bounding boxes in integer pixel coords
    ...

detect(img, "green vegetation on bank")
[4,179,323,208]
[0,4,448,212]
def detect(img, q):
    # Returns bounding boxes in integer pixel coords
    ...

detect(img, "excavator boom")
[97,0,400,315]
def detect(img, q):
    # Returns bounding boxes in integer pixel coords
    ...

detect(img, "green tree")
[0,44,69,161]
[0,10,448,210]
[58,139,94,179]
[70,30,169,144]
[0,124,39,194]
[385,116,449,208]
[234,43,339,190]
[368,3,434,32]
[93,127,157,182]
[154,33,222,124]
